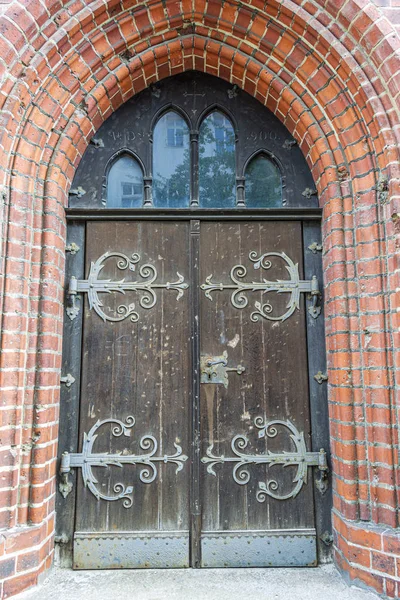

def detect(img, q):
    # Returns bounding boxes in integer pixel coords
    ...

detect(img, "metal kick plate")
[73,531,189,569]
[201,529,317,568]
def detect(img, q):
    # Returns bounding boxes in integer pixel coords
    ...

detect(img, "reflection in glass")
[245,154,282,208]
[107,154,144,208]
[153,111,190,207]
[199,111,236,208]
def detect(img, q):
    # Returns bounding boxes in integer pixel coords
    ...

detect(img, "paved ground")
[16,564,380,600]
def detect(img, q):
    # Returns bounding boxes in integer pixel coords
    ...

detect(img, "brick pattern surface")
[374,0,400,34]
[0,0,399,598]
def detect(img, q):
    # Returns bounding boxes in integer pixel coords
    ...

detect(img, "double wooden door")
[59,219,329,569]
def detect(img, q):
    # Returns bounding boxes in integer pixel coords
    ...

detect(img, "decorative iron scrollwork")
[59,417,188,507]
[66,251,189,322]
[202,417,328,501]
[201,251,321,322]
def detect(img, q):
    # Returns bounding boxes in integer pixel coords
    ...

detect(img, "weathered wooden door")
[68,221,192,568]
[57,72,331,570]
[60,218,327,569]
[199,221,318,567]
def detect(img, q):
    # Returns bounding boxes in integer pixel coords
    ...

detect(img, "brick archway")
[0,1,399,597]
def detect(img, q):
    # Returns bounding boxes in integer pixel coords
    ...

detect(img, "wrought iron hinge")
[60,373,75,387]
[66,276,80,320]
[315,448,329,495]
[200,351,245,388]
[202,417,329,501]
[308,242,322,254]
[308,275,322,319]
[59,416,187,507]
[65,242,80,255]
[66,252,189,323]
[59,452,74,498]
[201,251,322,322]
[314,371,328,384]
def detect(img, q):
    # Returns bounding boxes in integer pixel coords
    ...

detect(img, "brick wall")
[374,0,400,34]
[0,0,399,598]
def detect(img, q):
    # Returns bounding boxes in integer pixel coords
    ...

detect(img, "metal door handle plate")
[200,351,245,388]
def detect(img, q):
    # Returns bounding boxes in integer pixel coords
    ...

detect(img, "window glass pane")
[107,155,144,208]
[199,111,236,208]
[245,154,282,208]
[153,111,190,207]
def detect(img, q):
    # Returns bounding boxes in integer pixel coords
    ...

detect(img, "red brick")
[371,552,396,577]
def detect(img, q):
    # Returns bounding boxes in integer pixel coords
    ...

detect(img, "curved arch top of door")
[59,71,331,571]
[68,71,318,212]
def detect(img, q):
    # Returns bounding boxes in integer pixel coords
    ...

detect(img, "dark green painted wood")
[303,221,332,562]
[55,222,85,565]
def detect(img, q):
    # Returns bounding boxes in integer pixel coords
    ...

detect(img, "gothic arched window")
[199,111,236,208]
[107,154,144,208]
[245,154,282,208]
[152,111,191,208]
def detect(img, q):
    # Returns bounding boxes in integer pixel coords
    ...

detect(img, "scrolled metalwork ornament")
[59,416,188,507]
[201,416,328,502]
[200,251,321,323]
[67,251,189,323]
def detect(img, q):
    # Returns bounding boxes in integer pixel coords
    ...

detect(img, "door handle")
[205,358,227,368]
[200,351,245,388]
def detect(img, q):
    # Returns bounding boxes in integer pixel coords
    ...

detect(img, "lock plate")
[200,351,245,388]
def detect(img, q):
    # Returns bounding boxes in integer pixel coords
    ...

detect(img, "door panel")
[65,219,324,569]
[73,221,191,568]
[199,222,316,566]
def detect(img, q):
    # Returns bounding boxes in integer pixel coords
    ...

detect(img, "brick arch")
[0,1,399,598]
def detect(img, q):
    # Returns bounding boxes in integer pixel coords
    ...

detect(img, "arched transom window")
[70,73,318,211]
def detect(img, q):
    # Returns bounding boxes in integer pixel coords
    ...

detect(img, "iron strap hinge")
[60,417,329,505]
[202,418,329,501]
[59,416,188,507]
[201,251,322,322]
[66,251,189,323]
